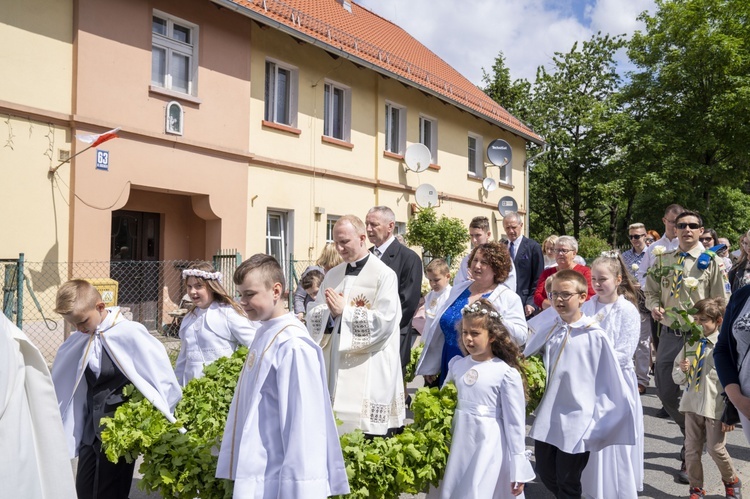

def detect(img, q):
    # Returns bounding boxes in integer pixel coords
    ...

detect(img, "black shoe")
[678,461,689,484]
[405,395,412,409]
[655,407,670,419]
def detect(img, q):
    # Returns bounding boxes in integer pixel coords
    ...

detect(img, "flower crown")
[182,268,223,283]
[600,250,620,259]
[461,302,500,318]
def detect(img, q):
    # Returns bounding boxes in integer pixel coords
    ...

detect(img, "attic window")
[336,0,352,13]
[166,101,183,135]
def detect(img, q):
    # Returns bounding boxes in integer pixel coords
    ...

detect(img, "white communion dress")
[437,355,535,499]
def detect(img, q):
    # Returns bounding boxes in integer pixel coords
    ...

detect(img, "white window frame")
[385,101,407,155]
[499,159,512,185]
[326,215,340,244]
[468,132,483,176]
[265,59,299,127]
[323,81,351,142]
[165,101,184,135]
[419,115,438,164]
[394,221,407,236]
[151,10,199,96]
[266,210,291,277]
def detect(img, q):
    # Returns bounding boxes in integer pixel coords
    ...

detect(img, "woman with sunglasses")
[534,235,595,310]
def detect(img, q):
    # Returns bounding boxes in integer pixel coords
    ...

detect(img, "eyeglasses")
[676,222,702,230]
[698,237,714,243]
[550,291,580,301]
[629,234,647,240]
[555,248,573,254]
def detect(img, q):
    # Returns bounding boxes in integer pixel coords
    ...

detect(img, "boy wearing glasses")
[526,270,635,498]
[645,210,730,483]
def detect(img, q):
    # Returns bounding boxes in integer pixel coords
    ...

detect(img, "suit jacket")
[509,236,544,311]
[371,239,423,335]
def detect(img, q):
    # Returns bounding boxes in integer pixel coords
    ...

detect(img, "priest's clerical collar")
[346,254,370,276]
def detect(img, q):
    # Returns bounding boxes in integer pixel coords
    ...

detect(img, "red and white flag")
[76,127,120,148]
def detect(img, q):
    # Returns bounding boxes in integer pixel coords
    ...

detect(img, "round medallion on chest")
[463,368,479,386]
[246,350,257,369]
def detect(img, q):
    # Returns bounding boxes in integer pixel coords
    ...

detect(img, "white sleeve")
[226,308,258,347]
[275,339,332,497]
[613,302,640,368]
[493,290,528,346]
[499,367,535,483]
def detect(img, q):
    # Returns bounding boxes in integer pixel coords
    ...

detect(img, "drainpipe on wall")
[523,144,548,235]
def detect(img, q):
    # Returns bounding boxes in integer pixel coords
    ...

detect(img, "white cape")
[0,313,76,499]
[524,314,635,454]
[51,307,182,457]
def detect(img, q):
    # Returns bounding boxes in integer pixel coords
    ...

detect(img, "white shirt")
[373,236,396,258]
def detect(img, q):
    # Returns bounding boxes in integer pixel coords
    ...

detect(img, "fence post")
[16,252,24,328]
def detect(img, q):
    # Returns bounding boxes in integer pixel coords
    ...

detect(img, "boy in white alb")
[421,259,452,345]
[525,270,635,498]
[216,254,349,498]
[51,280,181,499]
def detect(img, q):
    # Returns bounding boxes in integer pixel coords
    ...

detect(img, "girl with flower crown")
[433,298,534,498]
[174,262,258,385]
[580,251,643,499]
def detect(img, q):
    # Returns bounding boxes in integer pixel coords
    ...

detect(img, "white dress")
[580,296,643,498]
[437,356,535,499]
[175,302,258,386]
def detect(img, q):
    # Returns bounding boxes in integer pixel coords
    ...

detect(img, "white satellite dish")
[415,183,439,208]
[482,177,498,192]
[404,143,431,173]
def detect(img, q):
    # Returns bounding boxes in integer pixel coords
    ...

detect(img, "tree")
[525,33,626,240]
[624,0,750,233]
[404,207,470,264]
[481,51,532,121]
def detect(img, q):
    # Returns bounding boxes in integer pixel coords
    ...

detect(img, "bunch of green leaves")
[522,355,546,415]
[101,347,249,499]
[404,343,424,383]
[334,384,457,499]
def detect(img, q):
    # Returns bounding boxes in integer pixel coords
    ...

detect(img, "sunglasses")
[629,234,647,240]
[698,237,714,243]
[676,222,701,230]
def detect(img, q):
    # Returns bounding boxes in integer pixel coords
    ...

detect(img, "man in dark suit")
[365,206,423,373]
[503,211,544,318]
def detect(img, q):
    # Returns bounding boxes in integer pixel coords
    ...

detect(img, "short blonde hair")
[316,242,343,270]
[552,269,588,294]
[425,258,450,277]
[54,279,102,315]
[335,215,366,236]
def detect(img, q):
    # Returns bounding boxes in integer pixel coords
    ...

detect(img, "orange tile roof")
[216,0,544,144]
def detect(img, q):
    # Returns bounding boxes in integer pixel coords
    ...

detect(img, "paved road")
[130,378,749,498]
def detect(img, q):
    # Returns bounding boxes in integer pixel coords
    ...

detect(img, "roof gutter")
[212,0,545,146]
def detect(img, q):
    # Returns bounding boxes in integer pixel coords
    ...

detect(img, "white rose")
[684,277,700,289]
[631,263,639,272]
[652,246,666,256]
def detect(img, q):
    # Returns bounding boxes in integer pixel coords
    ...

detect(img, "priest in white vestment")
[0,312,76,499]
[307,215,406,435]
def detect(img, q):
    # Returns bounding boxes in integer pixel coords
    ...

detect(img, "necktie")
[670,252,688,297]
[690,337,709,391]
[509,241,515,259]
[373,247,382,259]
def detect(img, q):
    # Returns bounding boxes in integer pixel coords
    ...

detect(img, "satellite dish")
[497,196,518,216]
[487,139,512,167]
[482,177,498,192]
[404,143,431,173]
[415,183,439,208]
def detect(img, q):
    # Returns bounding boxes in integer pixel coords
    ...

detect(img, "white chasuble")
[307,256,406,435]
[216,314,349,498]
[524,315,635,454]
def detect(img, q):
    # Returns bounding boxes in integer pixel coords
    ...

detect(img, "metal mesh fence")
[3,257,240,365]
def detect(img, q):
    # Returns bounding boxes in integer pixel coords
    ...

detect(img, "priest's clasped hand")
[325,288,345,318]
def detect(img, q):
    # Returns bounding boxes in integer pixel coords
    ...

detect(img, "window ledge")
[321,135,354,149]
[467,173,483,182]
[262,120,301,135]
[383,150,404,160]
[428,163,440,171]
[499,181,514,190]
[149,85,202,105]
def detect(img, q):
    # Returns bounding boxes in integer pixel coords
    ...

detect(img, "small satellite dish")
[404,143,431,173]
[497,196,519,216]
[482,177,498,192]
[415,183,439,208]
[487,139,512,167]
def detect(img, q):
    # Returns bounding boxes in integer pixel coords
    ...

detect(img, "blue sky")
[357,0,655,86]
